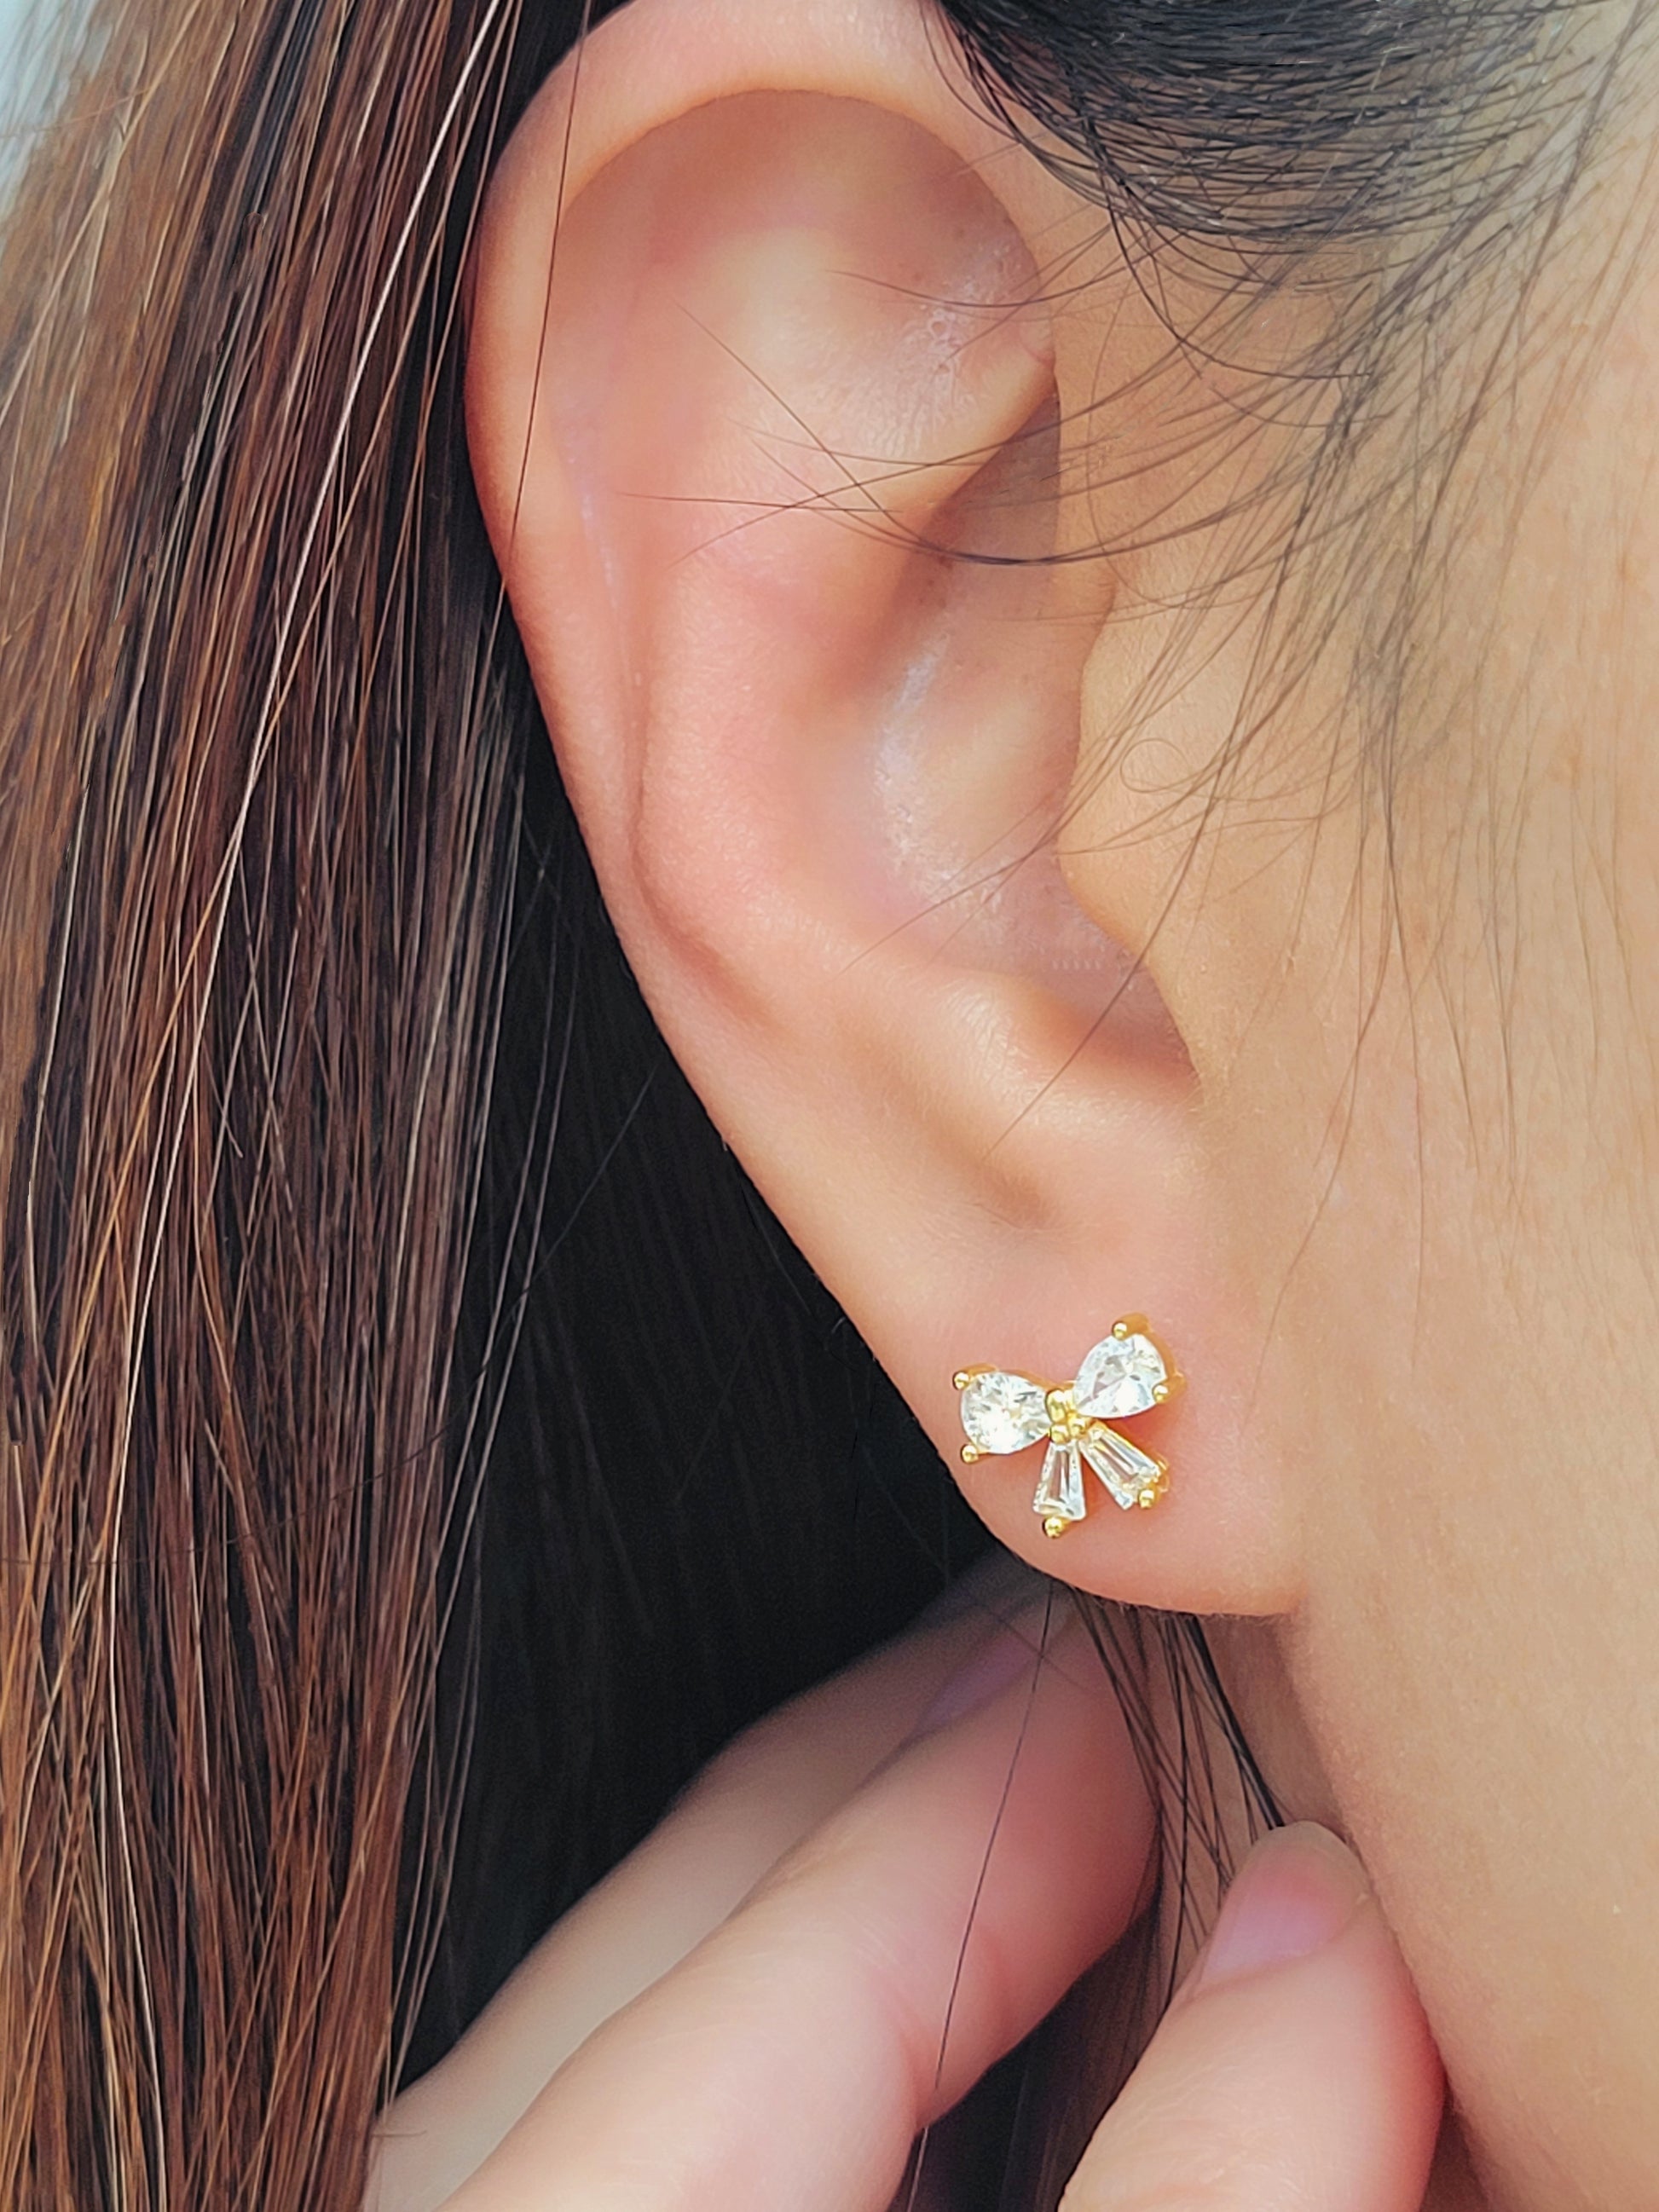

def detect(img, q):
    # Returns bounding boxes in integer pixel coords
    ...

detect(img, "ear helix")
[954,1316,1184,1539]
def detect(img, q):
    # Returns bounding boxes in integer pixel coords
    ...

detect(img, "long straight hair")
[0,0,1627,2201]
[0,2,1014,2198]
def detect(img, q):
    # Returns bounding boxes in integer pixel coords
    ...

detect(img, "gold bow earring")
[954,1317,1183,1539]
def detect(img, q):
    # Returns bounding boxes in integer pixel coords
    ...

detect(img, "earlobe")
[466,0,1304,1615]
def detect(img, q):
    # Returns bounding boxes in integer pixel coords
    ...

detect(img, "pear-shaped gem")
[1034,1441,1086,1523]
[1074,1331,1166,1422]
[1080,1422,1163,1510]
[960,1369,1050,1456]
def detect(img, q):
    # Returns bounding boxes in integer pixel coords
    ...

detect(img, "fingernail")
[1195,1823,1370,1990]
[911,1590,1059,1735]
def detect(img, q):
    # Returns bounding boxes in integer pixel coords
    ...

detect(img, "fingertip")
[1194,1821,1371,1990]
[1066,1823,1443,2212]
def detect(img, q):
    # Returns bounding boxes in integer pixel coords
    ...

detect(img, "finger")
[372,1551,1051,2209]
[439,1608,1154,2212]
[1062,1823,1443,2212]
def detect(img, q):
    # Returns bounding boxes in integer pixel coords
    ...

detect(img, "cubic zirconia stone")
[1034,1441,1086,1523]
[1080,1423,1161,1511]
[960,1369,1050,1456]
[1074,1331,1166,1421]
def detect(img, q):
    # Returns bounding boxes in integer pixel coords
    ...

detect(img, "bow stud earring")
[953,1317,1183,1539]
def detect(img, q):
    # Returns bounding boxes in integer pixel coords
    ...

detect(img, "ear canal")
[470,71,1299,1614]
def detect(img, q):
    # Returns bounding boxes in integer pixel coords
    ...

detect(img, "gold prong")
[960,1444,981,1464]
[952,1371,970,1391]
[1153,1381,1170,1403]
[1130,1455,1170,1507]
[1042,1516,1068,1540]
[1112,1320,1130,1337]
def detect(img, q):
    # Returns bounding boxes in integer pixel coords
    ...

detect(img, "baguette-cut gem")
[1080,1422,1163,1510]
[960,1370,1050,1456]
[1074,1331,1166,1421]
[1034,1441,1086,1524]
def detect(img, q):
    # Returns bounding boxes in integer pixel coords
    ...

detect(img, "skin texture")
[459,1,1659,2203]
[371,1568,1442,2211]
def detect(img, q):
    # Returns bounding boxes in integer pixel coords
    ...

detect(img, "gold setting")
[951,1314,1183,1535]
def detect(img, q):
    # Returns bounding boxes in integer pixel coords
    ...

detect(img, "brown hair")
[0,1,997,2196]
[0,0,538,2194]
[0,0,1631,2198]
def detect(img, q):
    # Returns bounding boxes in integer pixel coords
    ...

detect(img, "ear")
[465,0,1299,1611]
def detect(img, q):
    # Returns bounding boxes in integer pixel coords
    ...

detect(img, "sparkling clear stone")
[960,1370,1050,1456]
[1074,1331,1167,1422]
[1080,1422,1162,1511]
[1033,1441,1086,1523]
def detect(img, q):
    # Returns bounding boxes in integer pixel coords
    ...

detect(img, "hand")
[370,1564,1442,2212]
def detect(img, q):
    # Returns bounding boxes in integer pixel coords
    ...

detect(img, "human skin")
[372,1572,1442,2211]
[1066,84,1659,2212]
[456,0,1659,2202]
